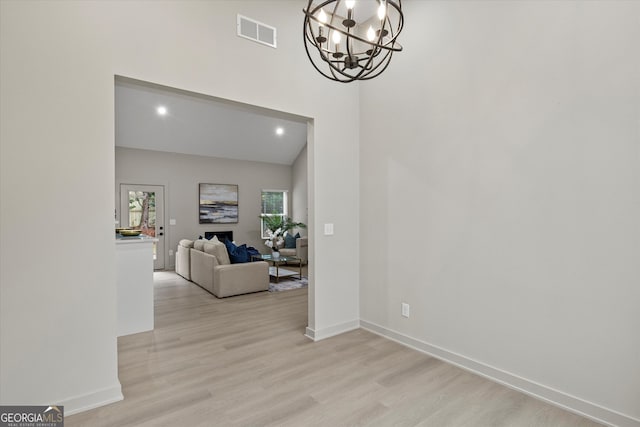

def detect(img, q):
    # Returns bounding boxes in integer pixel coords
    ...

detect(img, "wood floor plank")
[66,272,603,427]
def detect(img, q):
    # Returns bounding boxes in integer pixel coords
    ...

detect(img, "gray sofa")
[176,238,268,298]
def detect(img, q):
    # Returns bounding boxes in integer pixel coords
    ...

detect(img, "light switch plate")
[324,223,334,235]
[169,219,176,225]
[401,303,410,318]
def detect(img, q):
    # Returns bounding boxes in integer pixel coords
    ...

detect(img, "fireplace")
[204,231,233,243]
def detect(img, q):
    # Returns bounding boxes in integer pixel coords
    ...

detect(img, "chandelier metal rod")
[302,0,404,82]
[303,5,403,52]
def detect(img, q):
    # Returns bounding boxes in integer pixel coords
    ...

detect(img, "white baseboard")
[305,319,360,341]
[61,382,123,416]
[360,320,639,427]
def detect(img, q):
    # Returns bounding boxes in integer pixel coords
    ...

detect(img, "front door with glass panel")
[120,184,165,270]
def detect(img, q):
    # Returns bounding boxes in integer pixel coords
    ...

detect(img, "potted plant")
[262,216,306,257]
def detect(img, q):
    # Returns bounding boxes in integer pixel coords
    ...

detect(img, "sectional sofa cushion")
[194,240,206,251]
[202,237,231,265]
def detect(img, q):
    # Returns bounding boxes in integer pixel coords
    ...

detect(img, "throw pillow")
[246,246,261,260]
[223,238,235,249]
[224,239,249,263]
[232,244,250,263]
[284,233,297,249]
[224,239,234,260]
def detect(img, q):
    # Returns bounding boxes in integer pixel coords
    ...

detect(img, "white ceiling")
[115,77,308,165]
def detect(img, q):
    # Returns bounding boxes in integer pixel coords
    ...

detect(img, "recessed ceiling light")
[275,127,284,136]
[156,106,168,116]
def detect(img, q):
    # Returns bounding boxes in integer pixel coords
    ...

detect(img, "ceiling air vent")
[237,14,277,48]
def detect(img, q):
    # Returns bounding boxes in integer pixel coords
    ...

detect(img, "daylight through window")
[261,190,288,238]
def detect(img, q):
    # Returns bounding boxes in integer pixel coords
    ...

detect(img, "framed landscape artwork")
[199,183,239,224]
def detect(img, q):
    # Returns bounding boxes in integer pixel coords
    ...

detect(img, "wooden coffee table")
[251,254,302,283]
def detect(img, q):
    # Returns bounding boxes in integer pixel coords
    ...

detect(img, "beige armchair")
[279,236,308,263]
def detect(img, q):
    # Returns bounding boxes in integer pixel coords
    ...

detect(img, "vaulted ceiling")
[115,77,308,165]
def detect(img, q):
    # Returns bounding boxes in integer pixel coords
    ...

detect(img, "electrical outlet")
[169,249,174,257]
[401,303,410,318]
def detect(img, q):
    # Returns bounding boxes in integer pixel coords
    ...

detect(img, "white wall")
[1,0,359,412]
[360,1,640,426]
[292,145,308,234]
[0,2,122,412]
[116,147,294,268]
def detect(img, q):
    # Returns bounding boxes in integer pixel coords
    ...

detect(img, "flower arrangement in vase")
[261,216,306,257]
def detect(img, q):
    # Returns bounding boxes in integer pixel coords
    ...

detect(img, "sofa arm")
[296,237,308,263]
[190,248,219,294]
[213,261,269,298]
[176,244,191,280]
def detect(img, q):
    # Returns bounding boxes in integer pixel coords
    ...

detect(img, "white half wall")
[1,0,359,412]
[360,1,639,425]
[1,1,122,411]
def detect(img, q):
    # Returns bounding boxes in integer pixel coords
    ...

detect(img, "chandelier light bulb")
[332,30,341,44]
[318,8,327,25]
[367,25,376,41]
[345,0,356,9]
[378,2,386,20]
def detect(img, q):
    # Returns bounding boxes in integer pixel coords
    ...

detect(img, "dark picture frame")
[199,183,239,224]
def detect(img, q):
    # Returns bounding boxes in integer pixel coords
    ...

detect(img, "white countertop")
[115,234,159,245]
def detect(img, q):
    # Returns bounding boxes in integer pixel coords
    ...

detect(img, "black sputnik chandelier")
[303,0,404,83]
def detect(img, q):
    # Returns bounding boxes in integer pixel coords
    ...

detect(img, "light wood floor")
[67,272,601,427]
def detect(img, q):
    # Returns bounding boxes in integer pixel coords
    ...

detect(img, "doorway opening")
[114,75,314,330]
[119,184,165,270]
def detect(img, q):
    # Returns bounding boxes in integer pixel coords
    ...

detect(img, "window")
[261,190,288,239]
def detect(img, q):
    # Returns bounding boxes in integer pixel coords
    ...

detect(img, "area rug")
[269,276,308,292]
